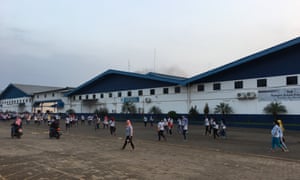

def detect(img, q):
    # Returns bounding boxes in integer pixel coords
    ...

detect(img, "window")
[100,94,104,98]
[118,92,122,97]
[109,93,112,98]
[286,76,298,85]
[175,86,181,93]
[127,91,132,97]
[234,81,243,89]
[37,95,39,99]
[52,93,55,97]
[213,83,221,90]
[44,94,47,98]
[138,90,143,96]
[79,96,82,100]
[93,94,96,99]
[257,79,267,87]
[163,88,169,94]
[197,84,204,92]
[150,89,155,95]
[73,96,75,101]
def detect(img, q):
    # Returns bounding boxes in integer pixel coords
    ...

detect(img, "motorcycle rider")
[49,117,60,138]
[11,116,22,137]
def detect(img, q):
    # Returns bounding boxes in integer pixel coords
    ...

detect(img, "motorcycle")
[11,125,23,139]
[49,127,61,139]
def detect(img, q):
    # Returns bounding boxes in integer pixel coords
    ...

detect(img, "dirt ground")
[0,120,300,180]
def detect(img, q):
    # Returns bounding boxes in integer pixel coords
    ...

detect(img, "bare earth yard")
[0,120,300,180]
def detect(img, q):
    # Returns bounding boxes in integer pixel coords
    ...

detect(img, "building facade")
[1,37,300,129]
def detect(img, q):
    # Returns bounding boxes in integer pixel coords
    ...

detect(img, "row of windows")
[73,76,299,100]
[197,76,298,91]
[36,93,56,99]
[73,87,182,101]
[0,99,32,105]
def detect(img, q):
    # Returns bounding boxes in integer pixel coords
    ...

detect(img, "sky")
[0,0,299,90]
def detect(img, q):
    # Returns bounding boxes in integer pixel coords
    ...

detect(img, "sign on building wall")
[121,97,139,103]
[258,88,300,101]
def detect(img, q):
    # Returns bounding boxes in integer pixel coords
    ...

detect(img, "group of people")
[204,117,227,139]
[6,112,290,153]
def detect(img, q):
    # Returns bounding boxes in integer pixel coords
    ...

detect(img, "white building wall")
[0,97,32,113]
[189,74,300,115]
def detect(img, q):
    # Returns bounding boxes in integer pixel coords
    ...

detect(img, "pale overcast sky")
[0,0,299,90]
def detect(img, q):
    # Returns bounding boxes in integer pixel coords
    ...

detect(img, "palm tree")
[148,106,162,114]
[122,102,137,114]
[263,101,287,120]
[214,102,233,123]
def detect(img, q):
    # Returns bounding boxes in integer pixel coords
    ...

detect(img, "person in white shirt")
[109,117,116,136]
[157,119,166,141]
[182,116,188,140]
[143,116,148,127]
[212,120,219,139]
[204,117,210,135]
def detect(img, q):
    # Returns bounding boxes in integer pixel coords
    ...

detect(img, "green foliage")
[263,101,287,120]
[94,107,108,117]
[203,103,209,116]
[122,102,137,114]
[168,110,177,120]
[189,105,199,120]
[66,109,75,115]
[214,103,233,116]
[148,106,162,114]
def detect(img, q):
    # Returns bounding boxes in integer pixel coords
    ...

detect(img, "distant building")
[1,37,300,129]
[0,84,73,113]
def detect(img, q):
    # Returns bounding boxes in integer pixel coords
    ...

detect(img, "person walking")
[212,120,219,139]
[277,120,289,152]
[143,116,148,127]
[109,117,116,136]
[270,120,285,152]
[149,116,154,127]
[204,116,210,135]
[121,120,135,150]
[182,116,188,140]
[157,119,166,141]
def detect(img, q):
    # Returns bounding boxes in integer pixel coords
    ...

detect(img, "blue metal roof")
[66,69,186,96]
[0,84,30,99]
[182,36,300,85]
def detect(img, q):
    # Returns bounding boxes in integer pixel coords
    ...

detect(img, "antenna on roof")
[128,59,131,72]
[154,48,156,73]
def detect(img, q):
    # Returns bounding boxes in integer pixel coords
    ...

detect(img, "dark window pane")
[257,79,267,87]
[213,83,221,90]
[234,81,243,89]
[286,76,298,85]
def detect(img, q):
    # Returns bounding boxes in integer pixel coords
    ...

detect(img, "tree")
[122,102,137,114]
[94,107,108,117]
[263,101,287,120]
[66,109,75,115]
[214,102,233,123]
[189,105,199,121]
[203,103,209,117]
[148,106,162,114]
[168,110,177,120]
